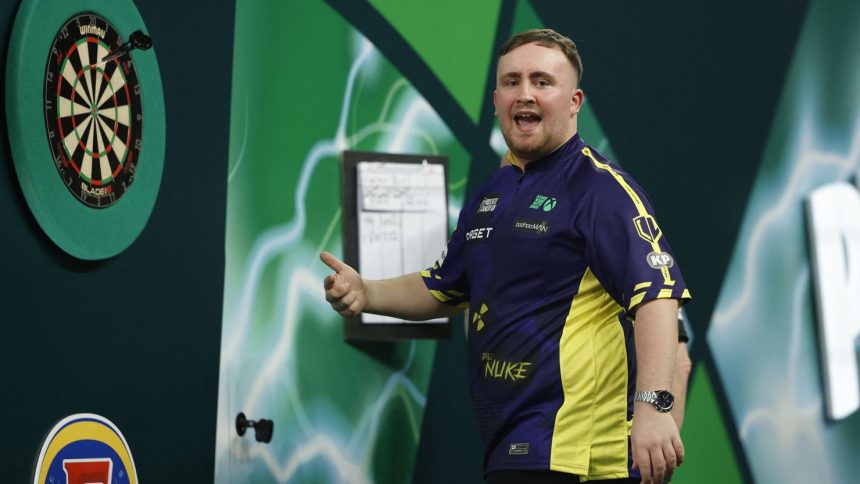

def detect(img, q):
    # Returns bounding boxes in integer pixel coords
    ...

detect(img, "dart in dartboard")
[43,14,149,208]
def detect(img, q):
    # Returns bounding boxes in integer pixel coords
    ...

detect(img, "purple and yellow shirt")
[422,134,690,479]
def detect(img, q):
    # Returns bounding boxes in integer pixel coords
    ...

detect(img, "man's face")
[494,42,582,164]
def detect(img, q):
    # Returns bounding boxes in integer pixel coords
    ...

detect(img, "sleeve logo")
[647,251,675,269]
[633,214,663,244]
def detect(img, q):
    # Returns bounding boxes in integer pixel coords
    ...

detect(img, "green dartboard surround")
[6,0,165,260]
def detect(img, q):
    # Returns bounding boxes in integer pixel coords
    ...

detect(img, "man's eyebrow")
[499,70,556,80]
[528,70,555,80]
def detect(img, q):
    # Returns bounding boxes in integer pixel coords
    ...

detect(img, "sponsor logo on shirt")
[647,251,675,269]
[509,443,530,455]
[482,353,532,381]
[529,194,557,212]
[513,219,550,235]
[634,214,663,244]
[478,196,500,213]
[472,303,489,332]
[466,227,494,241]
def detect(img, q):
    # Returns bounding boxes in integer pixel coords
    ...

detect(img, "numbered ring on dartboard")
[44,13,143,208]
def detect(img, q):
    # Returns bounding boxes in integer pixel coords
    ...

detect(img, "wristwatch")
[634,390,675,412]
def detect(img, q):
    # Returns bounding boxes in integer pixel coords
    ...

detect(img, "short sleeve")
[421,206,471,309]
[579,169,691,316]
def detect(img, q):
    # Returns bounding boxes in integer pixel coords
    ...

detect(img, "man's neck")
[508,131,579,169]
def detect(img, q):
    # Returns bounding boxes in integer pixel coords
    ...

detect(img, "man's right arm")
[321,251,460,321]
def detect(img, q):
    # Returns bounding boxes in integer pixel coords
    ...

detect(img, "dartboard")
[6,0,165,260]
[44,13,142,208]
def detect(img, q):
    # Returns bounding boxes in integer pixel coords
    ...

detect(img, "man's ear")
[571,89,584,116]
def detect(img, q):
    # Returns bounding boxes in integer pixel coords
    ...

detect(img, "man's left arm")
[671,341,692,430]
[631,298,684,484]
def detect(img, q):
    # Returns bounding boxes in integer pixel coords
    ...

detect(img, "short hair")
[499,29,583,83]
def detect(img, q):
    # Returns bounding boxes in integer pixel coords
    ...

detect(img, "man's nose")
[516,84,536,104]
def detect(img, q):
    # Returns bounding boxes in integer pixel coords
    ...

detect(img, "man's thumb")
[320,251,345,273]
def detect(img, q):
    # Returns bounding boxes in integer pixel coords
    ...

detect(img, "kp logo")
[647,251,675,269]
[33,414,137,484]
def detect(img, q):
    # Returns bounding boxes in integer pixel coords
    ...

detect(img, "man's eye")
[536,79,550,87]
[505,80,519,87]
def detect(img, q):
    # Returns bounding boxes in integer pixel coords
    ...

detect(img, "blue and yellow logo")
[33,413,138,484]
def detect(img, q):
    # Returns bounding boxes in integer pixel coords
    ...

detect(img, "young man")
[322,29,690,484]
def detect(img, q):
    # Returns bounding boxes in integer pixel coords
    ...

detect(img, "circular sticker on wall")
[33,413,138,484]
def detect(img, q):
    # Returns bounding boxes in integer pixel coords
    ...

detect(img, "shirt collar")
[509,133,585,173]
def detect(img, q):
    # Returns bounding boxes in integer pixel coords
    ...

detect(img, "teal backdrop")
[4,0,859,483]
[0,0,234,481]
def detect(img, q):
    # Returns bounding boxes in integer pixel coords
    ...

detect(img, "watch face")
[655,390,675,412]
[44,13,142,208]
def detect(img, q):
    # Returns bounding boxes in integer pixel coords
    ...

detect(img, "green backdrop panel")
[369,0,501,124]
[216,1,472,482]
[676,365,743,484]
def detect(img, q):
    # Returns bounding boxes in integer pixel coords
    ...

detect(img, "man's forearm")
[365,272,461,320]
[671,342,692,429]
[634,299,680,392]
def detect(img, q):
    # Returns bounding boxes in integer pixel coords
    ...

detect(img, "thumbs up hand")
[320,251,367,317]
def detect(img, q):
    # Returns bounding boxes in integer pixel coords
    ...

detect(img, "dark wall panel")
[0,0,234,480]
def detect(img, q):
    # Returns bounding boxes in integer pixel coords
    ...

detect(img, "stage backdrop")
[4,0,858,483]
[213,1,617,481]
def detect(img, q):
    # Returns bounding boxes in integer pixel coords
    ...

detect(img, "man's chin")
[510,144,548,161]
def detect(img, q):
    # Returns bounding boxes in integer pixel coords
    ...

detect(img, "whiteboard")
[356,161,448,324]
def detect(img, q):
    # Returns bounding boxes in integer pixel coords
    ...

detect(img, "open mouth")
[514,112,541,130]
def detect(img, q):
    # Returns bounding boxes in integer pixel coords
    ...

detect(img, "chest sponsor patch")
[478,196,500,213]
[647,251,675,269]
[513,219,550,235]
[509,443,530,455]
[466,227,494,241]
[529,194,557,212]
